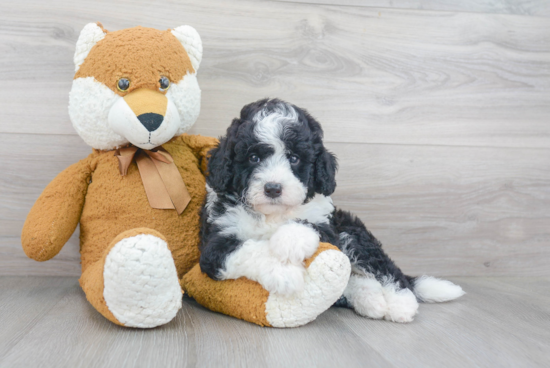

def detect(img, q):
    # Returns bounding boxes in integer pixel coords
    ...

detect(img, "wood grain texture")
[2,134,549,277]
[276,0,550,17]
[1,0,549,278]
[0,0,549,148]
[1,276,549,368]
[335,276,550,367]
[0,277,76,358]
[0,277,391,368]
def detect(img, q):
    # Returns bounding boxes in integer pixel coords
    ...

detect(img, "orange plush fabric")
[23,134,217,278]
[74,25,195,96]
[181,242,340,327]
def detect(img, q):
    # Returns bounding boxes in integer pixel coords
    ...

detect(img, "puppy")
[200,99,464,323]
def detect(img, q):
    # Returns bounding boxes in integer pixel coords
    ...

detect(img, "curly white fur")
[269,222,320,264]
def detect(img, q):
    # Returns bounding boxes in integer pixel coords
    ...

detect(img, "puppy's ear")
[207,120,240,192]
[314,147,338,196]
[302,109,338,196]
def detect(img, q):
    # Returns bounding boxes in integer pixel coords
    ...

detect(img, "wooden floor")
[0,276,548,368]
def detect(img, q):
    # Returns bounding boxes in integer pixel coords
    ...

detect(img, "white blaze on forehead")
[253,101,298,153]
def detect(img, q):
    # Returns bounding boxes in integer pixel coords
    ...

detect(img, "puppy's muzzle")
[264,182,282,199]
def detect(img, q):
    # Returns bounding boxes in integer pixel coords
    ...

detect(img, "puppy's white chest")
[213,195,334,242]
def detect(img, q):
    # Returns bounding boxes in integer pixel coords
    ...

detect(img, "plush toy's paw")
[265,246,351,327]
[259,262,306,296]
[344,274,419,323]
[103,233,182,328]
[269,222,320,264]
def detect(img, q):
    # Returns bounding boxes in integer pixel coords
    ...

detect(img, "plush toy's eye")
[117,78,130,92]
[159,76,170,91]
[288,154,300,165]
[249,154,260,163]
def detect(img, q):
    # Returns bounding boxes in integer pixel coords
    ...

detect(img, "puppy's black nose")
[137,113,164,132]
[264,182,282,198]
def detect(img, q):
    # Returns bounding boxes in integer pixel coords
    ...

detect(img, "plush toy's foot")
[80,228,182,328]
[343,274,419,323]
[182,243,351,327]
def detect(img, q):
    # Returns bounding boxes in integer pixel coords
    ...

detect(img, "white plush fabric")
[265,249,351,328]
[166,73,202,136]
[103,234,182,328]
[68,77,127,150]
[108,93,181,150]
[171,26,203,71]
[69,73,201,150]
[74,23,105,72]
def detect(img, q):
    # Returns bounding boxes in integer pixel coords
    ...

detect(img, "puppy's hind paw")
[344,275,388,320]
[383,286,419,323]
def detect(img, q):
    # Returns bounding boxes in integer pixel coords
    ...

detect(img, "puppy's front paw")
[259,263,306,295]
[270,222,320,264]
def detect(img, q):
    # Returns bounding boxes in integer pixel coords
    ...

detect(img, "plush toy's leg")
[181,243,351,327]
[79,228,182,328]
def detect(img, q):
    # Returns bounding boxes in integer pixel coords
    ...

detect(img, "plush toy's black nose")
[264,182,282,198]
[137,113,164,132]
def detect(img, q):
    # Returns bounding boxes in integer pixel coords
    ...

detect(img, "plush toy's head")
[69,23,202,150]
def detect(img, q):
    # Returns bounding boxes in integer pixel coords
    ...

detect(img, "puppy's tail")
[408,275,465,303]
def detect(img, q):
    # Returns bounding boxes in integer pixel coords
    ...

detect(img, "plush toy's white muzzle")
[108,89,181,150]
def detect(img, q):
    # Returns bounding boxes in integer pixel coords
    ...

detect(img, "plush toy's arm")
[21,157,93,261]
[177,134,219,174]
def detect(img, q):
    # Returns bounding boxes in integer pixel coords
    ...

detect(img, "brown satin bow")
[115,146,190,215]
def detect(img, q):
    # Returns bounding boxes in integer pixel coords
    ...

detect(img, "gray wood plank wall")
[1,0,549,277]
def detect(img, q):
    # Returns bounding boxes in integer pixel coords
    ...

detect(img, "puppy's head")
[208,98,337,214]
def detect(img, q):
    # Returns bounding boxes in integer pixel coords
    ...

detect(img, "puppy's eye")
[117,78,130,92]
[159,76,170,91]
[289,155,300,165]
[249,154,260,163]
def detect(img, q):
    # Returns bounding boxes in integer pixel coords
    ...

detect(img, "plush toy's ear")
[171,25,203,72]
[74,22,107,72]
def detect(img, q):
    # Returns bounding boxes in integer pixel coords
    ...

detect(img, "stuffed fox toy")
[21,23,351,328]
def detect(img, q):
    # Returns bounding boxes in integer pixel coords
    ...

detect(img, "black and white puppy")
[200,99,464,323]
